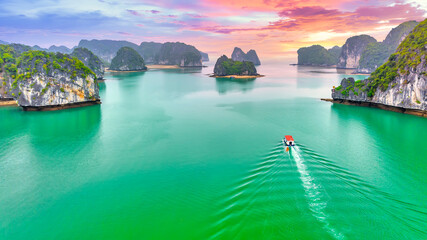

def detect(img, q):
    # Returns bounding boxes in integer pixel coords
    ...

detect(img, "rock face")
[337,35,377,69]
[200,51,209,62]
[357,21,418,73]
[71,47,105,79]
[78,39,140,64]
[155,42,202,67]
[214,55,257,76]
[297,45,339,66]
[231,47,261,65]
[109,47,147,71]
[0,45,99,107]
[139,42,163,63]
[332,19,427,111]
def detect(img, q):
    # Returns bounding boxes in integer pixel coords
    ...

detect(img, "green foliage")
[335,86,342,91]
[60,87,65,92]
[365,19,427,97]
[220,58,257,76]
[297,45,337,65]
[110,47,146,71]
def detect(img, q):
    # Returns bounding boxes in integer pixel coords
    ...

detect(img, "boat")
[283,135,295,146]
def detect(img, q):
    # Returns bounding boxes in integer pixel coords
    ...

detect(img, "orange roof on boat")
[285,135,294,141]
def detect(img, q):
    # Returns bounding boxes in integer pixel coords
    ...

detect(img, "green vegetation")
[214,55,257,76]
[222,59,256,75]
[366,19,426,97]
[297,45,337,65]
[110,47,147,71]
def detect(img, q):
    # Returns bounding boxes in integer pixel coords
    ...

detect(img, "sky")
[0,0,426,60]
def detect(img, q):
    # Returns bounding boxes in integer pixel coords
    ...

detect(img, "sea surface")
[1,62,426,239]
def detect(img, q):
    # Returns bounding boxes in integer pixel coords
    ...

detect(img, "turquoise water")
[1,63,426,239]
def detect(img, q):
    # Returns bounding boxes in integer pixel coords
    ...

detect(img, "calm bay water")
[1,62,426,239]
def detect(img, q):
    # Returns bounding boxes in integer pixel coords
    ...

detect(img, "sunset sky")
[1,0,426,60]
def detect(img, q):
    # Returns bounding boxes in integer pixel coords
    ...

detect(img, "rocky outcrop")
[231,47,261,65]
[337,35,377,69]
[332,19,427,112]
[357,21,418,73]
[297,45,338,66]
[155,42,202,67]
[71,47,105,79]
[200,51,209,62]
[139,42,163,63]
[214,55,257,76]
[246,50,261,65]
[0,45,100,108]
[109,47,147,71]
[78,39,140,64]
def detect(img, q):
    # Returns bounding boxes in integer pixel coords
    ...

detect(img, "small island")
[108,47,147,72]
[211,55,263,78]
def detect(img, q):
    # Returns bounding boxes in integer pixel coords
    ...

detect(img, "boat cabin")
[284,135,295,146]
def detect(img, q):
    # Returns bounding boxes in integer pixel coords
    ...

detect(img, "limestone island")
[211,55,263,79]
[322,19,427,117]
[231,47,261,65]
[108,47,147,72]
[71,47,105,80]
[0,44,100,111]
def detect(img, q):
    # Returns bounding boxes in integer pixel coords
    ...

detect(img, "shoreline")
[0,99,18,107]
[147,65,180,69]
[210,74,265,79]
[291,64,371,76]
[321,98,427,118]
[22,99,101,112]
[105,69,147,73]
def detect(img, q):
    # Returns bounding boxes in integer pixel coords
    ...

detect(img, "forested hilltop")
[331,19,426,114]
[297,21,418,73]
[0,44,99,110]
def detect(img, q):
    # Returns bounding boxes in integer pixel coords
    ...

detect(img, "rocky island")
[337,35,377,69]
[212,55,261,78]
[71,47,105,80]
[356,21,418,73]
[109,47,147,71]
[155,42,202,67]
[297,45,341,66]
[231,47,261,65]
[325,19,427,117]
[0,44,100,111]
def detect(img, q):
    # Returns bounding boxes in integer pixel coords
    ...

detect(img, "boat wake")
[290,145,345,240]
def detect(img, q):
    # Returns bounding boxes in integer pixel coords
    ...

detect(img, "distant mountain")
[231,47,261,65]
[337,35,377,69]
[8,43,32,54]
[297,45,339,66]
[155,42,202,67]
[110,47,147,71]
[48,45,72,54]
[78,39,140,64]
[200,51,209,62]
[31,45,48,51]
[328,46,342,63]
[139,42,163,63]
[0,40,8,45]
[357,21,418,73]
